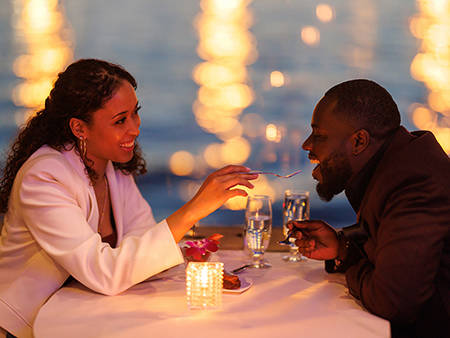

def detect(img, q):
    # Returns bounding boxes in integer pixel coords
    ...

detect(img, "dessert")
[223,271,241,290]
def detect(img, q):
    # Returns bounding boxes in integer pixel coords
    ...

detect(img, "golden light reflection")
[169,151,195,176]
[300,26,320,46]
[409,0,450,153]
[203,137,251,168]
[316,4,335,23]
[224,175,276,210]
[265,123,282,143]
[221,137,251,164]
[12,0,73,125]
[270,71,285,87]
[180,0,269,210]
[345,0,376,71]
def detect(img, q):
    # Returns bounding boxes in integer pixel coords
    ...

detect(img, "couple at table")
[0,59,448,338]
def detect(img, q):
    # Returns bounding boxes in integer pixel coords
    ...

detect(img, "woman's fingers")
[214,165,251,176]
[225,178,255,190]
[226,188,248,198]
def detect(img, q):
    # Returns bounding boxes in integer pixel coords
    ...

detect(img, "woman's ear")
[351,129,370,155]
[69,118,87,139]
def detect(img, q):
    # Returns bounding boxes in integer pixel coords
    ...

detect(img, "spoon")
[244,169,302,178]
[231,264,252,274]
[279,228,308,245]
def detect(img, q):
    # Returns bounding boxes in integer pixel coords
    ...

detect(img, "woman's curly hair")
[0,59,147,213]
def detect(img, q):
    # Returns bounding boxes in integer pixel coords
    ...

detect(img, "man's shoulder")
[381,127,449,172]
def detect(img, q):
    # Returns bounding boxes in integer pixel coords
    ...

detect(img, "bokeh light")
[270,71,285,87]
[11,0,73,125]
[169,151,195,176]
[316,4,334,23]
[409,0,450,153]
[301,26,320,46]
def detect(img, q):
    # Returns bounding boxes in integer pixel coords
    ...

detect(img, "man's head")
[302,79,401,201]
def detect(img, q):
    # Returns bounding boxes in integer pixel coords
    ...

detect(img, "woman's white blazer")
[0,145,184,337]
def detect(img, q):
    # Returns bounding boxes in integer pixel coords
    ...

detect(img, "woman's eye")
[135,106,141,115]
[115,118,126,125]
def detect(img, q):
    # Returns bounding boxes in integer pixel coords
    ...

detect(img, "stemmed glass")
[281,190,310,262]
[244,195,272,269]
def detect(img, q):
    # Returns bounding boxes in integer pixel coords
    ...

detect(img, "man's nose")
[302,135,312,151]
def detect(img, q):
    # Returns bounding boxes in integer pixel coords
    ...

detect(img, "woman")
[0,59,257,338]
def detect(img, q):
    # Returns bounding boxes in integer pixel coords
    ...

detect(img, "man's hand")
[288,220,339,260]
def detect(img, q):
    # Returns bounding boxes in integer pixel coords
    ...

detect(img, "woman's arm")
[167,165,257,242]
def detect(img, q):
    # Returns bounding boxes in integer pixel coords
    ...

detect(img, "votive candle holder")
[186,262,223,309]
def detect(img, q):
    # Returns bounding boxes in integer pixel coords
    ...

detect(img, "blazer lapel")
[105,162,124,245]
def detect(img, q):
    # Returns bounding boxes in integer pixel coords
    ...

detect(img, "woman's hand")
[189,165,258,220]
[167,165,258,242]
[288,220,339,260]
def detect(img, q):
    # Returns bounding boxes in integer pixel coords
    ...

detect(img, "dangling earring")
[78,137,87,159]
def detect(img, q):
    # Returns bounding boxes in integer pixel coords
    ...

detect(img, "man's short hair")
[324,79,401,138]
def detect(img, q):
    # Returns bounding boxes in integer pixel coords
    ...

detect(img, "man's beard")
[316,151,352,202]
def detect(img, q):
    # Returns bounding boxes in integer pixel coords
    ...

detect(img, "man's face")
[302,97,354,201]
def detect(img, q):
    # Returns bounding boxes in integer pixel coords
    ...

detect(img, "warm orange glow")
[198,84,253,110]
[224,175,276,210]
[220,137,251,164]
[216,122,244,141]
[265,123,282,143]
[189,0,257,180]
[192,62,247,87]
[203,143,224,168]
[409,0,450,154]
[270,71,285,87]
[301,26,320,46]
[316,4,334,23]
[12,0,73,125]
[412,105,436,130]
[169,151,195,176]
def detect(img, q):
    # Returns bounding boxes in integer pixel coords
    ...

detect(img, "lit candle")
[186,262,223,309]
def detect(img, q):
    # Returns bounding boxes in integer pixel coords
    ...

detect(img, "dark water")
[0,0,435,228]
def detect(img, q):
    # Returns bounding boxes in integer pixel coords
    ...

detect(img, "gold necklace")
[98,176,109,229]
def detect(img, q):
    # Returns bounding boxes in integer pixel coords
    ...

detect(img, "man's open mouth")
[309,157,321,181]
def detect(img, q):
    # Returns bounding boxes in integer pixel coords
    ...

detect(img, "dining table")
[33,250,390,338]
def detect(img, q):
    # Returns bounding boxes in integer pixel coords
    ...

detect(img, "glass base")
[282,246,306,262]
[250,261,272,269]
[282,254,306,262]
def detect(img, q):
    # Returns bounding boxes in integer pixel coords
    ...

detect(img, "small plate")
[223,277,252,294]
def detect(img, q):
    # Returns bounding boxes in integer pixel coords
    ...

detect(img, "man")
[291,79,449,337]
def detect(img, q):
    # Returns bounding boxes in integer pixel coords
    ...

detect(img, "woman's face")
[83,81,141,173]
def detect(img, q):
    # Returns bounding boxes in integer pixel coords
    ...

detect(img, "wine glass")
[244,195,272,268]
[281,190,310,262]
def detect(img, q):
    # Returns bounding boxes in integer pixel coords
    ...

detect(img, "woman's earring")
[78,137,87,158]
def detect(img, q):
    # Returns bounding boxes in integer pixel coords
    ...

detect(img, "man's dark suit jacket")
[336,127,449,337]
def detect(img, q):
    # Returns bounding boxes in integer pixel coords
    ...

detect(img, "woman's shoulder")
[19,145,85,182]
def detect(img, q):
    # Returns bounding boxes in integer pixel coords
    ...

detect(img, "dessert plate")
[223,277,253,294]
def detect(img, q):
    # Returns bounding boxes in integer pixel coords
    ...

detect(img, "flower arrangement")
[183,234,224,262]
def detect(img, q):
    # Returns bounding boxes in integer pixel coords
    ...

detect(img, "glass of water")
[282,190,310,262]
[244,195,272,268]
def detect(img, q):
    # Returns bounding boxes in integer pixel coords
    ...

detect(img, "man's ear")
[69,118,87,139]
[351,129,370,155]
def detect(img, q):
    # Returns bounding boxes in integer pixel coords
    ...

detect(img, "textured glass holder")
[186,262,223,309]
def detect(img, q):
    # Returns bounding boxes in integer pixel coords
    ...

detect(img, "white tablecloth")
[34,251,390,338]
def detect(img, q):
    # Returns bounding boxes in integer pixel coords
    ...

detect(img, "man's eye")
[313,134,326,140]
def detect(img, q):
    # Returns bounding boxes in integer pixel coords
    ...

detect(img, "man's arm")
[344,179,448,324]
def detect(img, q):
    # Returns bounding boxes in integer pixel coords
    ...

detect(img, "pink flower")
[184,234,223,262]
